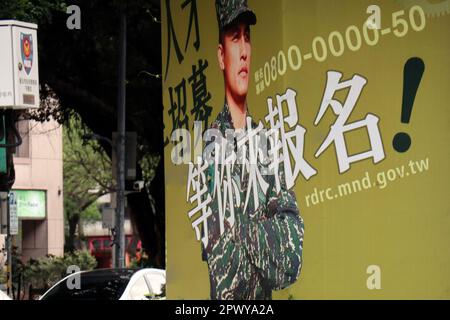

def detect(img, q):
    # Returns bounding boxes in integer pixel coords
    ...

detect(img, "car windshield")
[41,269,137,300]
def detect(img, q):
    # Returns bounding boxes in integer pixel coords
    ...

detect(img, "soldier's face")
[218,22,251,104]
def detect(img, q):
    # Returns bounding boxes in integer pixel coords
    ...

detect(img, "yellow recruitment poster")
[162,0,450,299]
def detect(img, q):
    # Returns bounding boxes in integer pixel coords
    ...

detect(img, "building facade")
[0,118,64,264]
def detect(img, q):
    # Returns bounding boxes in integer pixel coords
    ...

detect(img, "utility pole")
[5,194,12,297]
[114,11,126,269]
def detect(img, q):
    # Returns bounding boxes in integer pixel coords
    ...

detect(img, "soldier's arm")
[238,173,304,290]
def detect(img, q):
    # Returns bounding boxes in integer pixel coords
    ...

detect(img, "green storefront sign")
[10,190,46,219]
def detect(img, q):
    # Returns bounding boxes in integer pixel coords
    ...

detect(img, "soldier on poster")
[199,0,305,300]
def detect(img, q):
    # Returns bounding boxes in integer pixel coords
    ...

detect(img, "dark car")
[39,268,165,300]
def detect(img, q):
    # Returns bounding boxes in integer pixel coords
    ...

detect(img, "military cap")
[215,0,257,31]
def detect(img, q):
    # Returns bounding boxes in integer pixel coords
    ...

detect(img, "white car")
[39,268,165,300]
[0,290,11,300]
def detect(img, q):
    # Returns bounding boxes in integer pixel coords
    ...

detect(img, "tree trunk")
[67,213,80,253]
[150,158,165,268]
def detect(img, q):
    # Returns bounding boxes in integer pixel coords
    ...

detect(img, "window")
[103,239,112,248]
[41,269,135,300]
[14,119,30,158]
[92,239,101,251]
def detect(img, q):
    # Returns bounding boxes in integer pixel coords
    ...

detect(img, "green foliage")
[63,114,113,250]
[0,0,66,24]
[81,202,102,223]
[63,114,113,207]
[138,145,161,210]
[128,250,154,269]
[22,251,97,289]
[138,149,160,188]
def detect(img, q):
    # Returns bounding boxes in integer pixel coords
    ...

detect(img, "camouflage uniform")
[215,0,257,31]
[200,0,304,300]
[202,102,305,300]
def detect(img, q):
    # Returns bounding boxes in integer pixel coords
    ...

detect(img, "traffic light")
[0,111,21,192]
